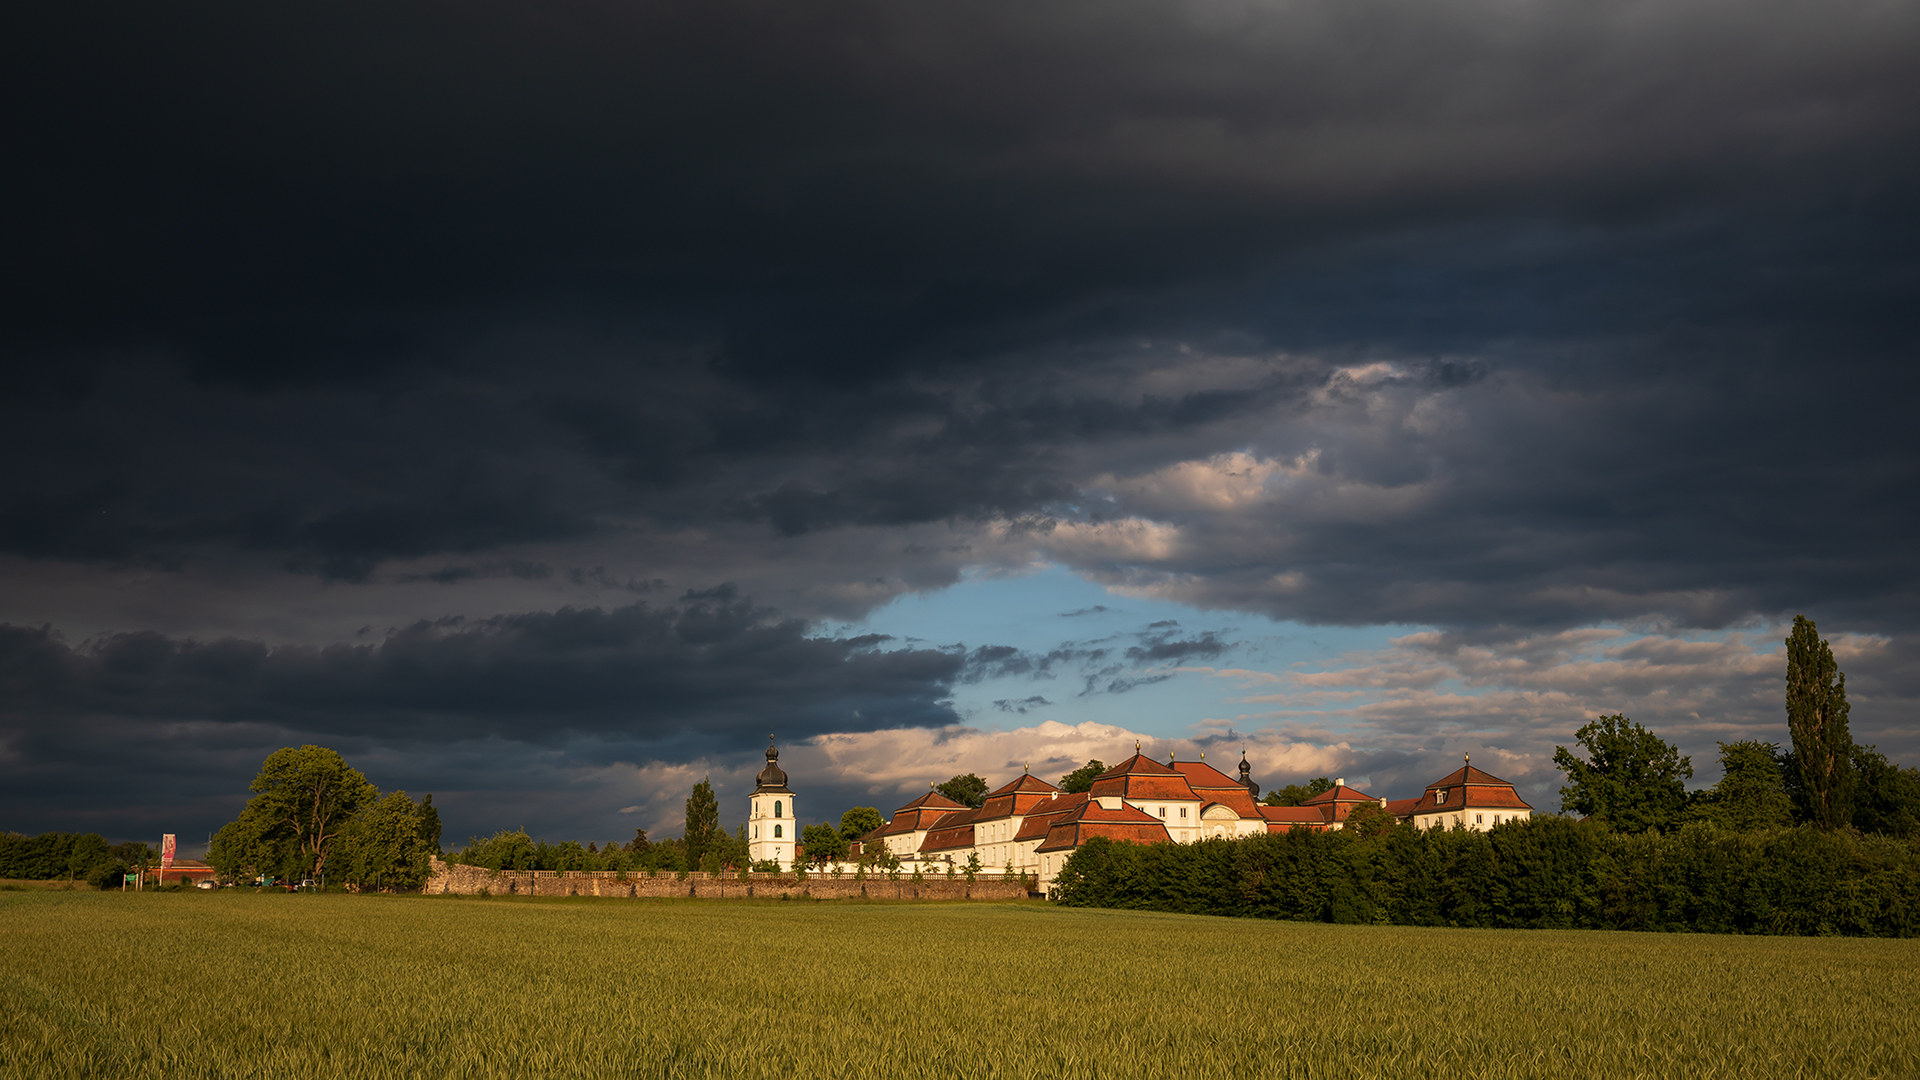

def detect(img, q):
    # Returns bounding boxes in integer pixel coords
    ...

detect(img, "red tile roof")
[1415,762,1534,813]
[1414,786,1534,813]
[1013,793,1088,841]
[1301,783,1380,806]
[872,797,979,837]
[1423,763,1517,790]
[1173,760,1264,817]
[987,772,1060,797]
[977,785,1063,822]
[918,808,981,853]
[895,789,967,812]
[1256,804,1327,831]
[1035,799,1172,852]
[1384,798,1421,819]
[1089,755,1202,802]
[1096,753,1179,778]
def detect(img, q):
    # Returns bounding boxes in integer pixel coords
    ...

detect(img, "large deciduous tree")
[1264,778,1333,807]
[800,821,848,864]
[937,773,989,808]
[331,790,438,891]
[683,777,720,869]
[1685,741,1793,831]
[1553,715,1693,833]
[1058,761,1106,794]
[1849,744,1920,838]
[239,745,377,882]
[1340,801,1402,838]
[1785,615,1854,830]
[838,806,884,841]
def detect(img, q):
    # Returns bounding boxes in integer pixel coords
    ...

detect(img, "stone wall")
[422,858,1032,901]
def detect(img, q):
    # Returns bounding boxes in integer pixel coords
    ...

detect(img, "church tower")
[747,737,795,871]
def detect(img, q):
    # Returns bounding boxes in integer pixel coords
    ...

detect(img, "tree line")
[1052,615,1920,934]
[0,832,154,889]
[1050,819,1920,936]
[1549,618,1918,836]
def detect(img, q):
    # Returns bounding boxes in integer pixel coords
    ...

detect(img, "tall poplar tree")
[683,777,720,869]
[1785,615,1853,829]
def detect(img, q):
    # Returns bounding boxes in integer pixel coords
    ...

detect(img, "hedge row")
[1050,818,1920,936]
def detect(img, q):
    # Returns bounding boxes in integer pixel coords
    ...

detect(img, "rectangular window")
[1179,807,1188,819]
[1158,807,1166,818]
[1476,813,1484,824]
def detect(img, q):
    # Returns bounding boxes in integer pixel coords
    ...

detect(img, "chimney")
[1335,778,1345,788]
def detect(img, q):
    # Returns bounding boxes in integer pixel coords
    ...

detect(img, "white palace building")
[747,740,1533,892]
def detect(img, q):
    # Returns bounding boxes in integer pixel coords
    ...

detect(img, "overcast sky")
[4,0,1916,852]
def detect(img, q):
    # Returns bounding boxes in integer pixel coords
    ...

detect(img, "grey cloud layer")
[0,591,968,839]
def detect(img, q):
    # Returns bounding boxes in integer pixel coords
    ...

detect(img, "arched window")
[774,824,782,838]
[774,800,783,818]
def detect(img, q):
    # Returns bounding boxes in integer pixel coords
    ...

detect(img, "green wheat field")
[3,891,1916,1080]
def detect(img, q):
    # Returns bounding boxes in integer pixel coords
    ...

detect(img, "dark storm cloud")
[2,0,1918,841]
[3,0,1915,629]
[0,590,967,838]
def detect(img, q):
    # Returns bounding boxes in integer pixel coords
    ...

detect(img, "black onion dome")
[754,739,791,793]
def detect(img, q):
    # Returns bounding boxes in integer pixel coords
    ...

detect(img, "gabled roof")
[976,777,1063,822]
[1301,783,1379,806]
[1172,759,1263,816]
[895,789,967,813]
[1413,786,1534,814]
[869,800,968,838]
[1035,799,1172,853]
[1417,760,1534,813]
[1170,758,1240,786]
[1089,754,1201,802]
[919,806,982,854]
[1424,763,1519,790]
[987,772,1060,797]
[1095,752,1178,777]
[1013,793,1088,841]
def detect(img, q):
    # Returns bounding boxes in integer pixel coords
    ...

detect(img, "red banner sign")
[161,834,176,869]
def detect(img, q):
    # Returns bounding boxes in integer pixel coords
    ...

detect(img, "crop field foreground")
[3,892,1916,1080]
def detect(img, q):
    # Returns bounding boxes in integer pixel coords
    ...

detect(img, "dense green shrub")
[1052,818,1920,936]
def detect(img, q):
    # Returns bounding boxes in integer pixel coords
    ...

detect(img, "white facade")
[747,740,797,871]
[1411,807,1531,832]
[747,792,795,870]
